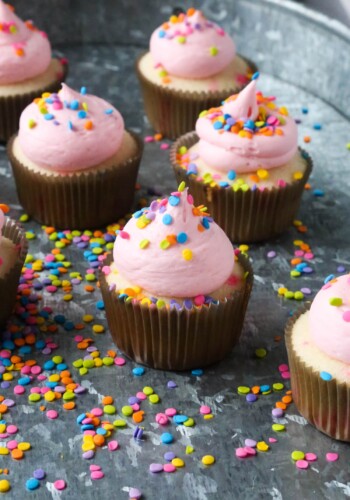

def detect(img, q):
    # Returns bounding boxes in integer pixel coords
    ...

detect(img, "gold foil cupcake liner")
[7,131,143,230]
[170,132,313,243]
[0,217,28,328]
[0,59,68,143]
[135,53,258,140]
[100,253,253,371]
[285,305,350,442]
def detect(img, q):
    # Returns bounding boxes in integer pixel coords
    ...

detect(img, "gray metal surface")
[0,1,349,499]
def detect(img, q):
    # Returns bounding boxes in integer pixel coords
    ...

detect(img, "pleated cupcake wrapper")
[135,53,258,140]
[170,132,313,243]
[100,253,253,371]
[0,218,28,328]
[7,131,143,230]
[0,60,68,143]
[285,305,350,442]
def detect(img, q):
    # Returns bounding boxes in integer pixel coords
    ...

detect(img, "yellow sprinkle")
[83,314,94,323]
[239,244,249,252]
[278,287,288,296]
[257,169,269,180]
[0,480,11,492]
[256,441,269,452]
[202,455,215,465]
[18,442,31,451]
[178,181,186,192]
[92,324,105,334]
[0,448,9,455]
[82,442,95,452]
[293,171,303,181]
[182,249,193,261]
[172,458,185,467]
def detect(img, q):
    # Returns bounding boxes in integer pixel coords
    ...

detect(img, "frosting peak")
[195,78,298,173]
[0,1,51,84]
[309,274,350,364]
[18,83,125,172]
[150,8,236,79]
[112,185,235,297]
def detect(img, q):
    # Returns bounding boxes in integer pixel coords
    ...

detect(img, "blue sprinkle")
[173,415,188,424]
[96,300,104,310]
[133,210,143,219]
[18,377,31,386]
[161,432,174,444]
[201,217,210,229]
[246,393,257,403]
[213,121,223,130]
[97,427,107,435]
[219,181,229,188]
[64,321,75,331]
[68,121,74,131]
[43,360,55,370]
[54,314,66,324]
[192,369,203,376]
[77,110,87,119]
[244,119,255,130]
[44,114,54,121]
[227,170,236,181]
[26,478,40,491]
[169,195,180,206]
[132,367,145,376]
[70,99,79,110]
[320,371,332,381]
[177,232,187,244]
[301,107,309,114]
[158,29,166,38]
[251,71,260,80]
[80,86,87,95]
[105,109,114,115]
[184,299,193,310]
[77,413,86,425]
[19,346,32,356]
[162,214,173,225]
[260,384,271,393]
[224,124,231,131]
[313,123,322,130]
[313,189,324,197]
[57,363,68,371]
[324,274,335,284]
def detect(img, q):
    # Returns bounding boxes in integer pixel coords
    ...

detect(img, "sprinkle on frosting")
[109,183,237,300]
[18,84,125,172]
[0,1,51,84]
[150,8,236,79]
[309,274,350,363]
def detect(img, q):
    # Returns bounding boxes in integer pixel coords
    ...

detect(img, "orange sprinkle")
[45,227,56,235]
[85,285,95,293]
[304,136,311,143]
[290,258,302,266]
[0,404,8,414]
[251,386,260,395]
[275,402,287,410]
[93,434,105,447]
[63,402,75,410]
[77,342,89,350]
[39,406,46,412]
[10,355,21,364]
[0,204,9,214]
[154,133,163,141]
[107,350,116,358]
[85,120,93,130]
[132,411,145,424]
[304,183,311,190]
[187,7,195,15]
[11,449,24,460]
[102,396,113,406]
[282,395,293,404]
[249,174,260,183]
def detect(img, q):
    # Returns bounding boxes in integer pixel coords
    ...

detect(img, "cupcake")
[7,83,143,229]
[171,77,313,243]
[0,205,28,327]
[285,275,350,441]
[100,182,253,371]
[136,7,257,139]
[0,0,67,142]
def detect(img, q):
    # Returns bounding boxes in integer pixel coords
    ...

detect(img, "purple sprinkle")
[82,450,95,460]
[71,278,81,285]
[149,463,163,473]
[272,408,284,418]
[54,386,65,393]
[77,242,88,249]
[244,439,257,448]
[303,267,313,273]
[2,399,14,407]
[246,394,257,403]
[33,469,46,480]
[164,451,176,461]
[267,251,276,258]
[337,265,346,273]
[300,287,312,295]
[129,488,142,499]
[74,386,86,394]
[128,396,140,405]
[167,381,177,389]
[0,382,10,389]
[42,348,51,355]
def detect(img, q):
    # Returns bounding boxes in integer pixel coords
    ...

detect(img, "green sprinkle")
[329,297,343,306]
[140,239,150,249]
[113,419,127,428]
[148,394,160,404]
[290,270,301,277]
[255,348,267,358]
[177,36,186,44]
[272,383,284,391]
[121,406,133,416]
[179,146,187,155]
[183,418,195,427]
[143,386,154,396]
[209,46,218,56]
[237,386,250,395]
[19,214,29,222]
[28,393,41,403]
[104,405,116,415]
[28,119,36,129]
[294,291,304,300]
[73,359,83,368]
[272,424,285,432]
[160,240,170,250]
[291,450,305,461]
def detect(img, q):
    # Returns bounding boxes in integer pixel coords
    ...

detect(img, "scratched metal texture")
[0,1,349,499]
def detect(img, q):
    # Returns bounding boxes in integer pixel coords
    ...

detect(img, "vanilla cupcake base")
[0,58,67,142]
[100,253,253,371]
[0,218,28,327]
[286,306,350,441]
[171,132,313,243]
[136,52,257,139]
[8,131,143,229]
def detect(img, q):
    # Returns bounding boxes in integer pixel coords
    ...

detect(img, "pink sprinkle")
[278,364,289,372]
[102,265,111,275]
[322,283,332,290]
[305,452,317,461]
[136,392,147,401]
[281,371,290,380]
[119,231,129,239]
[53,480,66,490]
[156,413,169,425]
[46,410,58,420]
[52,102,63,110]
[31,366,42,375]
[91,408,103,417]
[296,459,309,469]
[144,136,154,143]
[343,311,350,322]
[304,252,314,259]
[6,425,17,435]
[194,295,205,307]
[199,405,211,415]
[91,471,104,480]
[74,335,84,342]
[277,179,287,188]
[14,386,25,395]
[46,285,57,293]
[6,440,18,450]
[236,447,248,458]
[187,194,194,204]
[114,357,126,366]
[165,408,177,417]
[108,440,119,451]
[326,452,339,462]
[294,250,304,257]
[160,143,169,150]
[163,464,176,473]
[244,447,256,456]
[0,351,10,359]
[131,403,140,411]
[90,465,101,472]
[268,437,277,443]
[37,375,47,381]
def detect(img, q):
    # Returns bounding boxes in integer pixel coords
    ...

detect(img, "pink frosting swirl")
[195,80,298,173]
[0,1,51,84]
[309,275,350,364]
[18,83,125,172]
[150,9,235,79]
[113,187,235,297]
